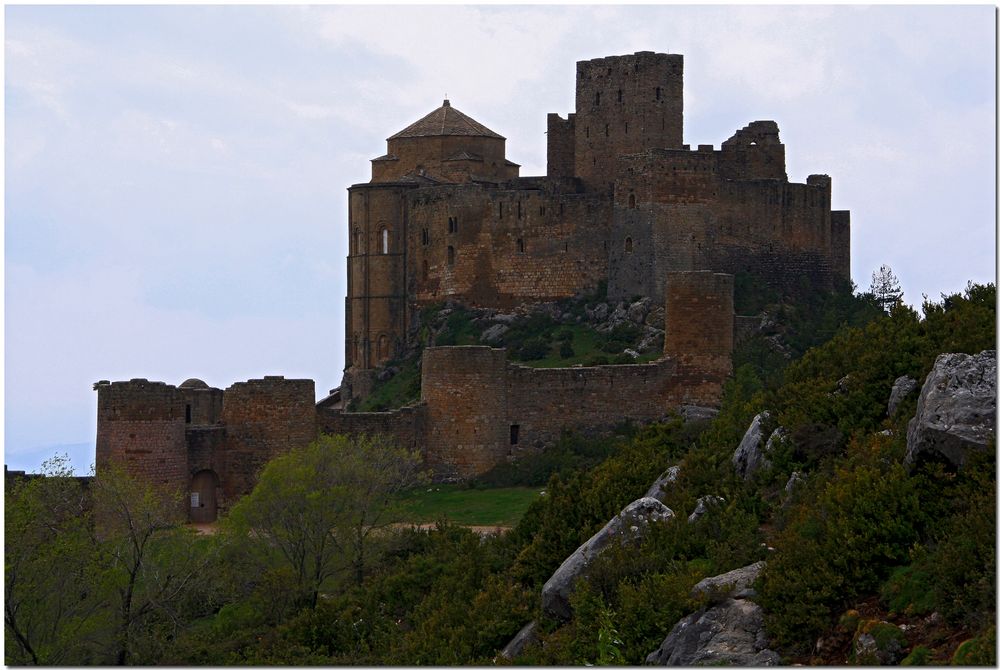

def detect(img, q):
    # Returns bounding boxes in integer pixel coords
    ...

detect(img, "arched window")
[380,228,389,254]
[447,245,455,266]
[377,334,389,363]
[353,229,362,254]
[421,228,429,246]
[625,237,633,253]
[628,193,636,209]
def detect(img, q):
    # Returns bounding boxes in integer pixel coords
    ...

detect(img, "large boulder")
[691,561,766,604]
[905,350,996,469]
[887,375,919,417]
[732,412,773,479]
[644,466,681,502]
[480,323,509,344]
[645,598,781,666]
[541,497,674,620]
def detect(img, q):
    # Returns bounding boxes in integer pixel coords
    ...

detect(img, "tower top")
[388,100,504,141]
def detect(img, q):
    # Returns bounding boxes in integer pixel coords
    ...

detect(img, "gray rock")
[644,466,681,502]
[609,303,629,324]
[480,323,509,344]
[588,303,609,321]
[492,312,518,324]
[541,497,674,620]
[784,471,805,495]
[500,620,538,660]
[628,298,651,324]
[376,366,399,382]
[687,495,725,524]
[678,405,719,423]
[905,350,997,469]
[637,330,665,353]
[733,412,773,479]
[646,306,666,329]
[764,427,787,453]
[623,348,640,359]
[645,598,781,666]
[691,561,766,604]
[887,375,919,417]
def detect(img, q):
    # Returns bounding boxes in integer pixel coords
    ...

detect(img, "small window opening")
[448,217,457,234]
[595,91,601,105]
[625,237,633,253]
[517,201,522,219]
[517,238,525,253]
[617,89,622,103]
[628,193,636,209]
[353,229,362,254]
[499,202,503,218]
[605,124,609,137]
[510,424,520,445]
[559,203,564,214]
[625,122,628,135]
[655,86,661,101]
[185,404,192,424]
[381,228,389,254]
[421,228,429,245]
[564,242,568,253]
[447,245,455,266]
[585,126,590,138]
[539,205,546,216]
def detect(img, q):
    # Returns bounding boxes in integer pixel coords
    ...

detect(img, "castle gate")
[189,469,220,523]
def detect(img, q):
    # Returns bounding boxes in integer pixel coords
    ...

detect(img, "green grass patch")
[395,484,545,527]
[357,357,422,412]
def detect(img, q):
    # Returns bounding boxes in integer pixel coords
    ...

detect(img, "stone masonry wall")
[547,113,576,179]
[317,404,426,454]
[219,376,317,498]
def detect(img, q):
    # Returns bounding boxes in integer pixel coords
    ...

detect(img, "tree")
[227,433,426,608]
[869,264,904,312]
[5,455,96,665]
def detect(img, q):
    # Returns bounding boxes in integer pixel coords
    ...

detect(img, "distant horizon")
[6,5,996,475]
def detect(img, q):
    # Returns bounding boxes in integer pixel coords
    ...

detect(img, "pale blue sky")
[5,5,996,473]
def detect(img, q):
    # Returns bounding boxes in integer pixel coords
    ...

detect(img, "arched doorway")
[189,470,220,523]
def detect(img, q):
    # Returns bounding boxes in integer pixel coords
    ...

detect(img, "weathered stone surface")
[852,621,906,665]
[645,465,681,502]
[628,298,651,324]
[541,497,674,620]
[733,412,773,479]
[784,470,805,495]
[646,306,666,329]
[500,620,538,660]
[764,426,787,453]
[678,405,719,422]
[887,375,919,417]
[645,598,781,666]
[905,351,997,469]
[691,561,766,604]
[687,495,725,524]
[479,323,509,344]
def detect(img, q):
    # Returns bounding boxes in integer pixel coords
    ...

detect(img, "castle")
[94,52,850,523]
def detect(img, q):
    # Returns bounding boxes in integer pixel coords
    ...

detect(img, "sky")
[5,5,996,474]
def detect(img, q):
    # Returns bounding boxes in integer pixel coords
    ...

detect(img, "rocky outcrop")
[644,466,681,502]
[678,405,719,423]
[784,471,805,495]
[887,375,919,417]
[500,620,538,660]
[645,598,781,666]
[733,412,773,479]
[687,495,725,524]
[905,350,996,469]
[690,561,766,604]
[541,497,674,620]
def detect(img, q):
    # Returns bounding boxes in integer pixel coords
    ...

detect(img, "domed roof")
[179,378,209,389]
[388,99,504,141]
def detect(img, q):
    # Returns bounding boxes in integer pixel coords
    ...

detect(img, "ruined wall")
[317,404,426,454]
[573,52,684,191]
[547,113,576,179]
[421,347,509,479]
[219,376,317,498]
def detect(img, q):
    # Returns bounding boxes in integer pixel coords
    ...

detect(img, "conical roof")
[388,100,504,140]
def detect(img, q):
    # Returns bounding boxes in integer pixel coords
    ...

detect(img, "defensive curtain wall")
[95,271,733,521]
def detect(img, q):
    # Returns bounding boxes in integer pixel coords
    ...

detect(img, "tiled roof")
[388,100,504,140]
[371,153,399,162]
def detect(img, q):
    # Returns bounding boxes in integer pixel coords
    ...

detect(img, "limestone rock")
[628,298,651,324]
[905,350,997,469]
[887,375,919,417]
[500,620,538,660]
[784,471,805,495]
[541,497,674,620]
[623,348,640,359]
[588,302,610,321]
[480,323,509,344]
[645,598,781,666]
[687,495,725,524]
[732,412,773,479]
[646,306,665,329]
[852,621,906,665]
[644,465,681,502]
[690,561,766,604]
